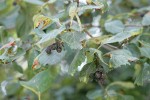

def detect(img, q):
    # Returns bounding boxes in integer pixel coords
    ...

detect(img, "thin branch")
[84,30,119,51]
[76,0,79,7]
[83,30,94,38]
[125,24,143,27]
[102,44,118,51]
[83,23,100,28]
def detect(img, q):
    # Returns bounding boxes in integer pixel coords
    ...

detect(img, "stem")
[83,30,119,51]
[101,44,118,51]
[125,24,143,27]
[84,30,93,38]
[75,14,82,31]
[38,93,41,100]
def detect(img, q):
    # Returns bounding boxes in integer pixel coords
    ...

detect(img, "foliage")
[0,0,150,100]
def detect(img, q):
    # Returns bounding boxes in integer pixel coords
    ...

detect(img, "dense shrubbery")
[0,0,150,100]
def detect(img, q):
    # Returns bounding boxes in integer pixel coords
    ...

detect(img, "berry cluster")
[45,41,64,54]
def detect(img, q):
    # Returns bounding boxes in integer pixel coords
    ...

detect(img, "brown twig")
[101,44,118,51]
[83,30,94,38]
[125,24,143,27]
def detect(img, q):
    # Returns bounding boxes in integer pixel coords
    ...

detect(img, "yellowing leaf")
[33,14,52,29]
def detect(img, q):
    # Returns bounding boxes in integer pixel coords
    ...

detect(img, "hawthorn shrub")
[0,0,150,100]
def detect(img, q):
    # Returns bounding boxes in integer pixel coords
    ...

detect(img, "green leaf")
[86,90,103,100]
[20,69,54,95]
[108,49,138,68]
[102,27,142,44]
[16,3,39,37]
[120,95,134,100]
[92,0,108,12]
[134,64,143,85]
[6,82,22,96]
[138,40,150,47]
[105,90,118,100]
[0,0,14,18]
[69,49,86,75]
[13,62,23,73]
[78,5,104,11]
[79,62,96,83]
[104,20,125,34]
[105,90,134,100]
[124,43,141,58]
[0,47,26,64]
[0,54,10,64]
[10,48,26,60]
[134,63,150,86]
[89,48,106,63]
[38,49,66,66]
[86,48,109,72]
[143,63,150,82]
[142,12,150,26]
[0,6,19,29]
[69,3,77,18]
[88,35,111,44]
[37,25,66,45]
[61,31,85,49]
[0,1,6,11]
[140,47,150,59]
[23,0,44,5]
[139,34,150,43]
[47,0,56,3]
[106,81,135,91]
[69,2,77,27]
[28,49,39,70]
